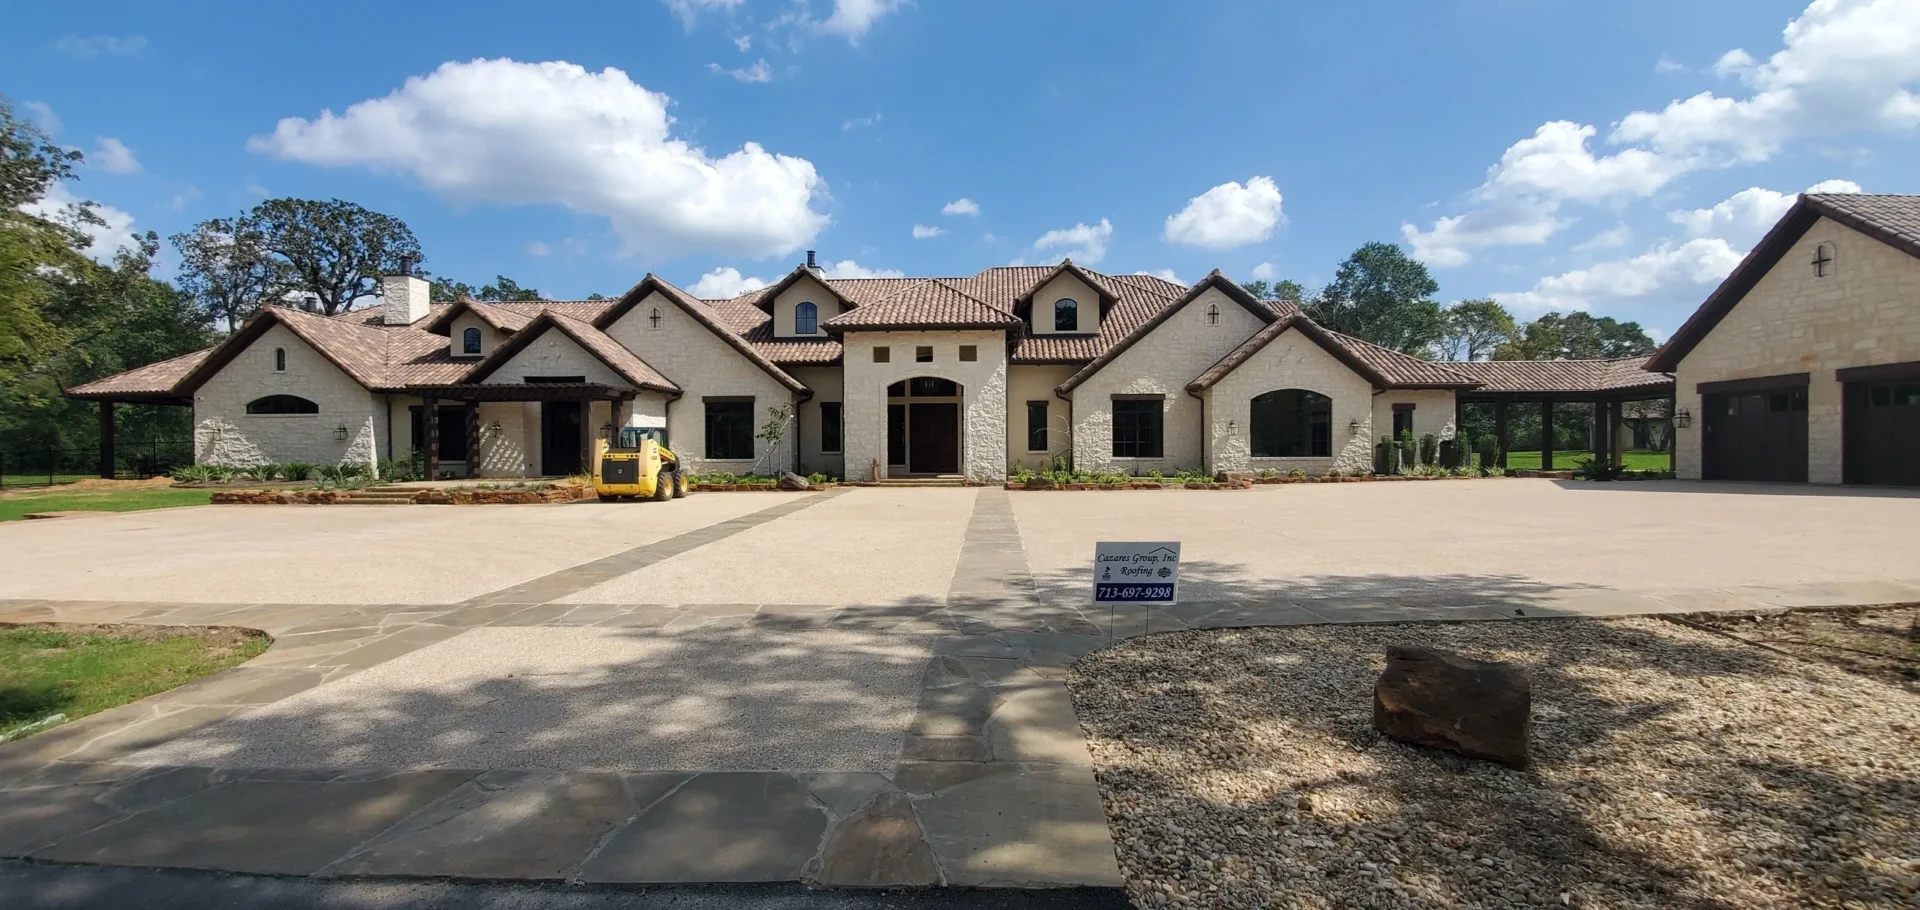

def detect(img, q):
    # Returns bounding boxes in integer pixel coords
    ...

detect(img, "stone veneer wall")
[604,290,799,476]
[1203,329,1377,475]
[840,330,1008,482]
[1674,215,1920,483]
[192,323,380,470]
[1070,286,1266,475]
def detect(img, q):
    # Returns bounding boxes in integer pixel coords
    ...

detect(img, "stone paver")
[580,772,828,884]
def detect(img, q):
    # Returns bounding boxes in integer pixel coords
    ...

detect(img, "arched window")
[1250,389,1331,457]
[1054,298,1078,332]
[461,327,482,355]
[246,395,319,415]
[273,347,287,372]
[1813,242,1835,277]
[1205,303,1221,326]
[648,307,663,330]
[795,301,818,335]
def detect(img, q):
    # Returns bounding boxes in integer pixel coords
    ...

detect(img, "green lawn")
[0,486,213,522]
[0,624,270,741]
[1494,450,1671,471]
[0,473,92,488]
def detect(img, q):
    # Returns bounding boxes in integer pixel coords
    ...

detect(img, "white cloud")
[22,101,60,135]
[814,0,909,44]
[20,183,140,261]
[1249,261,1277,281]
[171,186,201,211]
[661,0,744,27]
[911,223,942,239]
[941,197,979,216]
[1163,176,1285,248]
[248,58,829,260]
[1479,121,1696,203]
[1655,56,1687,74]
[1612,0,1920,161]
[527,241,551,256]
[689,266,768,298]
[1136,269,1184,285]
[1031,218,1113,264]
[55,34,146,58]
[1573,224,1633,252]
[1668,178,1862,247]
[733,35,752,52]
[90,137,139,174]
[820,259,904,279]
[1497,237,1745,314]
[1402,198,1564,267]
[707,59,773,83]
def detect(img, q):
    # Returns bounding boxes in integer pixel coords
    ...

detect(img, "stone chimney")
[382,257,430,325]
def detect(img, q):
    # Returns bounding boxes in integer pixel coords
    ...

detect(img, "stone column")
[423,396,439,481]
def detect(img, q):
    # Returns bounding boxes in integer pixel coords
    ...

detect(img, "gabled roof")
[1647,193,1920,372]
[1057,270,1279,394]
[593,274,809,396]
[424,298,535,335]
[1186,315,1480,393]
[176,306,413,394]
[1009,259,1121,316]
[822,279,1022,331]
[753,265,858,314]
[462,311,680,394]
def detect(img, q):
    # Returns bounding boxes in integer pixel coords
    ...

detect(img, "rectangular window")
[1026,401,1049,452]
[820,402,842,453]
[959,345,977,362]
[1111,398,1164,459]
[704,400,755,460]
[873,346,890,363]
[1392,403,1415,439]
[916,345,933,363]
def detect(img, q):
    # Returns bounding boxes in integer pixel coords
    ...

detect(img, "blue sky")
[8,0,1917,338]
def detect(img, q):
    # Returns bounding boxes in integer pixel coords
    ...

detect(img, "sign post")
[1092,541,1181,607]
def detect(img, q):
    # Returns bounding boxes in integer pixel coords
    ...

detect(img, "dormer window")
[1205,303,1221,326]
[1054,298,1078,332]
[796,301,818,335]
[648,307,663,330]
[461,327,482,356]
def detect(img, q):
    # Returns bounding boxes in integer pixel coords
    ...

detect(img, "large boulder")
[777,472,811,491]
[1373,645,1531,768]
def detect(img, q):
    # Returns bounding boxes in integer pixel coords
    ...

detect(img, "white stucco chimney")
[382,258,430,325]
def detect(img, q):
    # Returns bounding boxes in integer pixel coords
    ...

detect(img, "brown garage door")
[1703,385,1807,482]
[1844,381,1920,486]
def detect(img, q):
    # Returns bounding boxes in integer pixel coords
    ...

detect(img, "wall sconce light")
[486,420,503,438]
[1672,408,1692,429]
[1348,419,1362,435]
[1226,419,1237,435]
[598,422,615,440]
[333,423,349,440]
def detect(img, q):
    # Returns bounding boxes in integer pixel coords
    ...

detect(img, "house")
[1648,193,1920,486]
[68,256,1671,482]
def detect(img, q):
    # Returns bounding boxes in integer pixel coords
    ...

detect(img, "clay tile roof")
[1805,193,1920,256]
[594,274,809,395]
[823,279,1022,330]
[65,349,209,400]
[1444,357,1672,394]
[826,277,924,305]
[1057,271,1280,393]
[1326,331,1478,388]
[548,313,680,393]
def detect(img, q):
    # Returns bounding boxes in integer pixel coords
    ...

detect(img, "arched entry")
[887,377,963,475]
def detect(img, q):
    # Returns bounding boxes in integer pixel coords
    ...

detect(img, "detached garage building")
[1650,193,1920,486]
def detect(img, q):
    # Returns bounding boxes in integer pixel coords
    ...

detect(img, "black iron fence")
[0,440,195,489]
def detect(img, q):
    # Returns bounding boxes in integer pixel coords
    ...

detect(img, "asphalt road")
[0,861,1133,910]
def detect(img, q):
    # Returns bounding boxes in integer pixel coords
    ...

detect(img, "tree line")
[1239,240,1656,363]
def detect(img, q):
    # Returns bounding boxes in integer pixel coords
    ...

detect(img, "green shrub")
[1419,433,1439,467]
[1288,468,1306,478]
[1398,430,1417,470]
[1325,468,1343,478]
[276,462,315,483]
[807,472,828,484]
[170,464,213,483]
[1574,455,1625,481]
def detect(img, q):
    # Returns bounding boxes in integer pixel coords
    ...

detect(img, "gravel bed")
[1067,617,1920,909]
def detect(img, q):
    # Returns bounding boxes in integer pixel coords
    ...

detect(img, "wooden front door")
[541,401,584,476]
[908,402,959,474]
[1703,388,1807,482]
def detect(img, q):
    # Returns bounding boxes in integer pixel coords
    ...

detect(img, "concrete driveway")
[3,479,1918,891]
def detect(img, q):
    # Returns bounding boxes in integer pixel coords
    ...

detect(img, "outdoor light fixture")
[486,420,503,438]
[1673,408,1692,429]
[332,423,349,440]
[1349,419,1362,435]
[599,422,614,439]
[1226,419,1237,435]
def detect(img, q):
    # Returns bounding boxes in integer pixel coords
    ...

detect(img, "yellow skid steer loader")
[591,425,689,502]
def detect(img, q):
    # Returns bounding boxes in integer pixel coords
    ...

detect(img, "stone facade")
[1070,286,1267,474]
[192,324,381,470]
[605,290,801,476]
[1674,215,1920,483]
[840,330,1008,482]
[1202,329,1377,475]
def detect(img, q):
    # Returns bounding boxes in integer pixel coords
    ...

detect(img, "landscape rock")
[1024,476,1054,490]
[778,472,811,491]
[1373,644,1531,768]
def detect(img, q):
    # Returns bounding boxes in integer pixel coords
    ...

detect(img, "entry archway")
[886,377,963,475]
